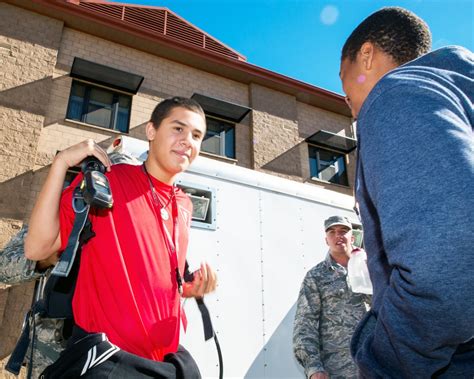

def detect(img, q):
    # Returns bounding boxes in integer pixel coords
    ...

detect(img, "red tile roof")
[71,0,246,61]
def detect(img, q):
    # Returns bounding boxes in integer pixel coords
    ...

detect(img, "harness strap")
[196,298,214,341]
[6,184,90,376]
[5,309,33,375]
[51,187,90,278]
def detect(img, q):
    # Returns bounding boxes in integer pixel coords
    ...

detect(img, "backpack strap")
[51,186,90,278]
[5,309,34,374]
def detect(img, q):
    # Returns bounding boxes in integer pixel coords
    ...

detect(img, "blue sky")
[111,0,473,95]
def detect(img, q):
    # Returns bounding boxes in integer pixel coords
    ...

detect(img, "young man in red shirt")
[25,97,217,377]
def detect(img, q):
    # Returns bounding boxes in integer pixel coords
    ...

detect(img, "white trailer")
[111,137,359,379]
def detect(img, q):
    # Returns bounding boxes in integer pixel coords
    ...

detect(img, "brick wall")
[297,102,355,195]
[0,3,63,220]
[250,84,353,194]
[250,84,302,179]
[0,3,63,373]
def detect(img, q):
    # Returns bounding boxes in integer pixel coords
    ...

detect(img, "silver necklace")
[143,164,173,221]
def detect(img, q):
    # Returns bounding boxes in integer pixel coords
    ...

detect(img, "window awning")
[191,93,251,123]
[70,57,144,94]
[306,130,357,154]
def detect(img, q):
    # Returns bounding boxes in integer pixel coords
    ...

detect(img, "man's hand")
[25,139,112,261]
[55,139,111,173]
[310,372,329,379]
[182,262,217,298]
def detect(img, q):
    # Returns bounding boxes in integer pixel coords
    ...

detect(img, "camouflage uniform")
[26,318,65,378]
[0,226,63,377]
[293,253,371,379]
[0,226,40,285]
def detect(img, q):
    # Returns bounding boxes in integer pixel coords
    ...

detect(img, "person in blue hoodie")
[339,7,474,378]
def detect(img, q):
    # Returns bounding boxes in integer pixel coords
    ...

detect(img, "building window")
[309,145,348,186]
[66,81,131,133]
[201,117,235,159]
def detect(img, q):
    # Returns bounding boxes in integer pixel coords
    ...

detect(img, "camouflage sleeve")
[27,318,65,377]
[293,270,325,378]
[0,225,42,285]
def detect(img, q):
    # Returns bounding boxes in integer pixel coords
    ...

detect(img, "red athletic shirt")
[59,164,193,361]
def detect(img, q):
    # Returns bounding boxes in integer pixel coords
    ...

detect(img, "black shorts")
[40,326,201,379]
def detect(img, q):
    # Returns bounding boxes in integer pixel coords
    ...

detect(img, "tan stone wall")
[0,4,63,373]
[297,102,355,195]
[249,84,353,195]
[250,84,303,180]
[0,3,63,220]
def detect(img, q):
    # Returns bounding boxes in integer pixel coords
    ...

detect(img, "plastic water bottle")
[347,248,373,295]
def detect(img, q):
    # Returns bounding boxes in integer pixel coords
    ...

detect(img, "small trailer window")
[176,181,217,230]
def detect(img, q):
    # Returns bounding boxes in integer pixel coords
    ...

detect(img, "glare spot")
[357,75,366,84]
[320,5,339,25]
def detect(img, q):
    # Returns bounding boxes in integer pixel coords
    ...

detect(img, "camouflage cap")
[324,215,352,232]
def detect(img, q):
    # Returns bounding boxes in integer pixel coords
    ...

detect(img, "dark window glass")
[202,117,235,159]
[85,87,113,128]
[66,81,131,133]
[224,126,235,159]
[308,146,348,186]
[68,83,85,120]
[117,96,132,133]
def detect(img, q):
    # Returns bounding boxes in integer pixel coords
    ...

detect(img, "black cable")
[213,332,223,379]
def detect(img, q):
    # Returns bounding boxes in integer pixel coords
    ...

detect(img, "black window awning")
[306,130,357,154]
[70,57,144,94]
[191,93,251,123]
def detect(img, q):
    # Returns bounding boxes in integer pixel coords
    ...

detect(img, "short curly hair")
[341,7,432,65]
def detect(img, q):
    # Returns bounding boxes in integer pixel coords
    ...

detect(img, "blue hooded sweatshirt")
[352,46,474,378]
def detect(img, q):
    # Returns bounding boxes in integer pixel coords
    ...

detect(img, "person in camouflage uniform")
[293,216,371,379]
[0,225,63,377]
[0,226,40,286]
[26,318,65,378]
[0,151,142,377]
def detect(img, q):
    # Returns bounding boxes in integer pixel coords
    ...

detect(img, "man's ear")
[145,122,156,141]
[359,42,375,70]
[325,236,329,247]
